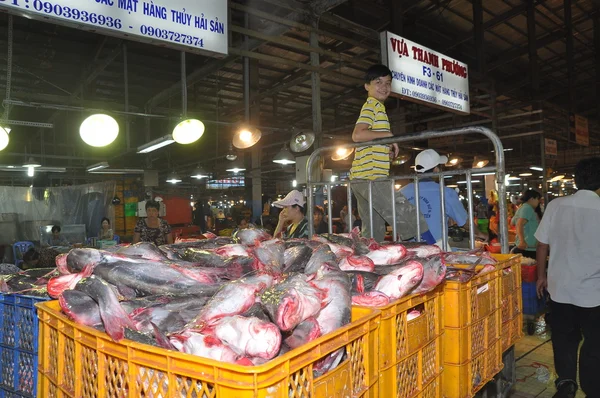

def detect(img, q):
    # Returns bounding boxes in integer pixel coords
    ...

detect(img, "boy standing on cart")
[350,64,433,243]
[535,157,600,398]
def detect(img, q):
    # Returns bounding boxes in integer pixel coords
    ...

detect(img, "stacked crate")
[442,268,502,397]
[493,254,524,352]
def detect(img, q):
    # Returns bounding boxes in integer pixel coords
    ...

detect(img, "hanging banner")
[380,31,470,115]
[0,0,228,56]
[569,114,589,147]
[544,138,557,157]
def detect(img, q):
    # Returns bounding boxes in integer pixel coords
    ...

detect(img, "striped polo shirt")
[350,97,391,180]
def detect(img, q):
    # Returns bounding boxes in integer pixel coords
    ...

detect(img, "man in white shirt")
[535,157,600,398]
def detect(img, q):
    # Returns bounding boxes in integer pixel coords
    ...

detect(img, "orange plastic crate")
[354,287,443,398]
[501,288,523,324]
[443,268,499,329]
[36,301,380,398]
[442,339,503,398]
[492,253,522,299]
[443,309,500,365]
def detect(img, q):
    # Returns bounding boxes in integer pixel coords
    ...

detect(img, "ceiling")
[0,0,597,192]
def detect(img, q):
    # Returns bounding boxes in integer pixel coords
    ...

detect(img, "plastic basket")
[443,268,499,329]
[443,309,500,365]
[37,301,380,398]
[521,264,537,283]
[501,313,524,352]
[354,288,443,397]
[0,294,49,398]
[442,338,503,398]
[522,281,545,316]
[491,253,522,298]
[500,288,523,325]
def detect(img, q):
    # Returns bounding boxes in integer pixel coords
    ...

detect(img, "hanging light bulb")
[226,159,246,173]
[166,171,182,184]
[289,130,315,153]
[331,147,354,161]
[273,144,296,165]
[472,156,489,169]
[0,127,9,151]
[226,144,237,161]
[190,165,209,179]
[172,119,205,144]
[80,114,119,147]
[23,157,41,178]
[446,155,462,167]
[233,127,262,149]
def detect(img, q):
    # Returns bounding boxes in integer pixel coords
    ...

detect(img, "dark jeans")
[512,247,536,259]
[550,299,600,396]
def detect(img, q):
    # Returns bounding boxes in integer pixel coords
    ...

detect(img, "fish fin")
[151,322,176,350]
[99,302,137,342]
[235,357,254,366]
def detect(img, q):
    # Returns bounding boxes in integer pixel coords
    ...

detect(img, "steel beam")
[528,0,540,96]
[565,0,575,112]
[310,20,323,149]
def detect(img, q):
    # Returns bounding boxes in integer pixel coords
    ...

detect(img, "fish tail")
[99,302,136,342]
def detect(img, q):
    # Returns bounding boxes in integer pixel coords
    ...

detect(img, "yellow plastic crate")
[354,287,443,398]
[442,339,503,398]
[501,288,523,324]
[443,310,500,365]
[501,313,524,352]
[36,301,380,398]
[443,268,499,329]
[381,335,443,398]
[492,253,522,299]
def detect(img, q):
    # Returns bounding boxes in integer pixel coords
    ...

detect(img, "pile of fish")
[0,264,55,297]
[50,227,494,369]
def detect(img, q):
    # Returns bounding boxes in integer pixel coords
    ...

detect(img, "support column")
[595,15,600,120]
[310,21,322,149]
[473,0,485,74]
[564,0,575,111]
[389,1,406,131]
[527,0,540,97]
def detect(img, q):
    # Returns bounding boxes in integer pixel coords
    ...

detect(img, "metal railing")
[306,126,509,253]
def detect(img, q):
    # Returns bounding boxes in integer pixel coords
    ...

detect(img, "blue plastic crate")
[521,281,545,316]
[0,294,49,398]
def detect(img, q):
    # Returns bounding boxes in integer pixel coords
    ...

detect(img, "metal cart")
[305,126,514,398]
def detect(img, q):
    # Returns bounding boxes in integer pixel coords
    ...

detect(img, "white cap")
[272,190,306,208]
[415,149,448,173]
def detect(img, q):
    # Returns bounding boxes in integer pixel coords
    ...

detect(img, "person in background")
[238,218,249,230]
[535,157,600,398]
[98,217,113,240]
[314,206,329,234]
[133,200,173,246]
[340,205,348,223]
[350,64,432,243]
[511,189,541,259]
[21,248,40,270]
[45,225,69,247]
[401,149,486,247]
[273,190,309,240]
[193,200,213,233]
[352,208,362,231]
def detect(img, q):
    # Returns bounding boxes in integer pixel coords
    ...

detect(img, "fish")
[233,227,272,246]
[0,263,22,275]
[407,309,421,321]
[347,271,381,294]
[403,242,442,258]
[412,255,446,295]
[47,264,95,298]
[212,315,282,360]
[478,264,496,275]
[284,317,321,349]
[374,260,424,300]
[253,239,285,272]
[365,242,408,265]
[75,275,136,342]
[304,245,338,274]
[351,291,390,307]
[338,255,375,272]
[312,236,354,259]
[157,245,184,261]
[283,245,313,273]
[213,244,250,257]
[92,261,222,297]
[261,274,325,331]
[241,303,272,323]
[59,290,103,327]
[117,242,169,262]
[170,331,252,365]
[186,273,275,329]
[444,252,497,267]
[65,248,140,273]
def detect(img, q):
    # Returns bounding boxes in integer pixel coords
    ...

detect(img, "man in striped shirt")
[350,64,432,243]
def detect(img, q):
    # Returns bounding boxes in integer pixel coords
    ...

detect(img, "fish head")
[352,291,390,307]
[398,261,425,288]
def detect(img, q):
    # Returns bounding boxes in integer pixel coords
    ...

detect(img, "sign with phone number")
[0,0,228,56]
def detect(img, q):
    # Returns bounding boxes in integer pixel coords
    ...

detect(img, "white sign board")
[381,31,470,114]
[0,0,228,57]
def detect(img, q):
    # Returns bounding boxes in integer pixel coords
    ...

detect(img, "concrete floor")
[510,316,584,398]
